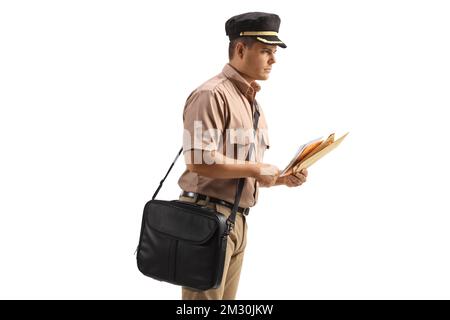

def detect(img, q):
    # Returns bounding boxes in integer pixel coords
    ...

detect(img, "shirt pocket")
[256,129,270,162]
[259,129,270,150]
[226,128,255,162]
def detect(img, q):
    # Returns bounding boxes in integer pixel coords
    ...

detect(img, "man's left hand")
[277,168,308,187]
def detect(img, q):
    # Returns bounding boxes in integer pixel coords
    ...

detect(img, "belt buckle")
[182,191,198,203]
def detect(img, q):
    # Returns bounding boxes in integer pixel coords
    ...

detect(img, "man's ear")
[236,42,245,59]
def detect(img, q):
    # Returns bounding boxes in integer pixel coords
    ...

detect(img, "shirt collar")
[222,63,261,102]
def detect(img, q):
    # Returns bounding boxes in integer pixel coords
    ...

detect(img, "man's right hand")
[255,163,280,187]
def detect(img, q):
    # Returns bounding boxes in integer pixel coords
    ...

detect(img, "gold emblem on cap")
[239,31,278,36]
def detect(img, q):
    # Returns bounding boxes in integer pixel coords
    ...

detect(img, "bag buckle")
[224,219,234,237]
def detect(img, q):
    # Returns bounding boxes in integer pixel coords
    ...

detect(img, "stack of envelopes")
[280,132,349,177]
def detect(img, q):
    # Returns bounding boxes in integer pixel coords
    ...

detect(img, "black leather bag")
[136,102,260,290]
[137,194,231,290]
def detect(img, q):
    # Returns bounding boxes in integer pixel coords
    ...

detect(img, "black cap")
[225,12,287,48]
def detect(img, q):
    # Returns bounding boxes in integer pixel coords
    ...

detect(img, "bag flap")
[144,200,221,244]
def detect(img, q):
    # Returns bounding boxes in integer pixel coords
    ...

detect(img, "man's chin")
[257,74,270,81]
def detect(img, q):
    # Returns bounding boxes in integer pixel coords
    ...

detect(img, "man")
[177,12,308,300]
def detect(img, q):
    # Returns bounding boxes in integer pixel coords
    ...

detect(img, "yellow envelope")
[293,132,349,173]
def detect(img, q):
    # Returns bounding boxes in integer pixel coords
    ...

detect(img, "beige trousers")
[178,195,248,300]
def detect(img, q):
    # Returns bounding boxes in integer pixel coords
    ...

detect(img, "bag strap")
[151,147,184,200]
[151,100,260,235]
[226,101,259,234]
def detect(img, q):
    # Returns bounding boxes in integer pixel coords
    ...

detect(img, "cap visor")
[255,35,287,48]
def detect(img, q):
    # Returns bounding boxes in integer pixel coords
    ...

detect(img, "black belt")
[180,191,250,216]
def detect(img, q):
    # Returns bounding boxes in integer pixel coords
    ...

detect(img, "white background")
[1,0,449,299]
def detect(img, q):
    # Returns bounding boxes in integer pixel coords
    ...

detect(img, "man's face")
[241,42,277,81]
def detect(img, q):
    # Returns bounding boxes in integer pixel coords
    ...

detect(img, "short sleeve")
[182,89,226,153]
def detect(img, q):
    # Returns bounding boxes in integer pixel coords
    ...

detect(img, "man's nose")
[269,54,276,65]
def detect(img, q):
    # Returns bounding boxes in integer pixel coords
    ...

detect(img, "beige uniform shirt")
[178,63,270,208]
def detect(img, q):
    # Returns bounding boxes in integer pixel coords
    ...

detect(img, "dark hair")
[228,37,258,60]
